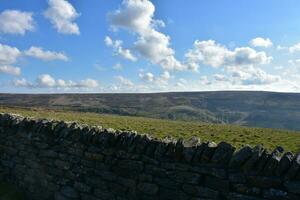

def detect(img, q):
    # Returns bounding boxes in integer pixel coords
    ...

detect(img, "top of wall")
[0,112,299,180]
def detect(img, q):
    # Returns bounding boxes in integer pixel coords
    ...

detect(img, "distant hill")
[1,91,300,131]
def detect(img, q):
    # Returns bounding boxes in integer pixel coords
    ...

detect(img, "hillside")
[1,106,299,152]
[1,91,300,130]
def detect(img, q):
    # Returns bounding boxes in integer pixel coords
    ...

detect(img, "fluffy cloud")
[226,65,280,85]
[139,72,154,82]
[0,43,21,65]
[0,66,21,76]
[0,10,35,35]
[44,0,80,35]
[289,43,300,53]
[185,40,272,69]
[250,37,273,48]
[24,46,68,61]
[105,36,137,61]
[0,43,22,76]
[108,0,186,71]
[213,74,228,82]
[37,74,56,87]
[12,78,32,87]
[139,70,171,84]
[13,74,100,89]
[115,75,134,87]
[112,63,123,70]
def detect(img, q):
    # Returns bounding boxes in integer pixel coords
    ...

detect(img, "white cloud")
[115,75,134,87]
[226,65,280,85]
[213,74,228,82]
[15,74,99,89]
[0,66,21,76]
[112,63,123,70]
[289,43,300,53]
[0,10,35,35]
[139,72,154,82]
[104,36,137,61]
[0,43,21,65]
[250,37,273,48]
[37,74,56,87]
[13,78,32,87]
[78,79,99,88]
[0,43,21,76]
[108,0,186,71]
[139,70,171,85]
[44,0,80,35]
[185,40,272,69]
[24,46,68,61]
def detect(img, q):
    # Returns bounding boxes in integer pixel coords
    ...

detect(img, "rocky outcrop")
[0,113,299,200]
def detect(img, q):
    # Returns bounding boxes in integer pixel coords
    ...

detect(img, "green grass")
[0,106,300,153]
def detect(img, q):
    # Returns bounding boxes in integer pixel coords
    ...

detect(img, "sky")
[1,0,300,93]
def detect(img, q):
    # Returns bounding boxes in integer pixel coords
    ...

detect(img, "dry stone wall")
[0,113,299,200]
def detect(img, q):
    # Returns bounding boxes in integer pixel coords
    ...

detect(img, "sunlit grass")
[0,106,299,153]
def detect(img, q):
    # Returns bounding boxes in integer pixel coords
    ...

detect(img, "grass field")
[0,106,299,153]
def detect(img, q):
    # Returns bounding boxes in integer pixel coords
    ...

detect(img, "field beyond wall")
[0,106,299,153]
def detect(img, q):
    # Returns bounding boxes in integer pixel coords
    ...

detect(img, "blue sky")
[1,0,300,93]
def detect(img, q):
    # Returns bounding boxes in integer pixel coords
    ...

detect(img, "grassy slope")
[1,106,299,153]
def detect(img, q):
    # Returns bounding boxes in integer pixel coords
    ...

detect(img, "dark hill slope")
[1,91,300,130]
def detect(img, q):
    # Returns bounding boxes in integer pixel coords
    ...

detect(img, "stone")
[229,173,247,184]
[254,150,269,173]
[284,181,300,194]
[285,153,300,180]
[60,186,79,199]
[211,141,235,165]
[55,160,71,170]
[117,159,144,172]
[205,176,229,194]
[262,188,288,200]
[232,184,260,196]
[159,187,189,200]
[227,192,264,200]
[243,145,264,173]
[135,134,151,154]
[276,152,293,176]
[263,155,280,176]
[182,184,219,198]
[247,176,282,188]
[229,145,253,169]
[182,147,196,162]
[167,171,202,184]
[192,166,226,179]
[74,181,91,193]
[200,142,217,163]
[137,182,159,195]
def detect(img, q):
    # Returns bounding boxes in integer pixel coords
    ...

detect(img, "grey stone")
[167,171,202,184]
[276,152,293,176]
[60,186,79,199]
[247,176,282,188]
[205,176,229,194]
[262,188,288,200]
[232,184,260,196]
[284,181,300,194]
[182,184,219,198]
[137,182,159,195]
[74,181,91,193]
[263,155,280,176]
[211,141,235,165]
[227,192,264,200]
[285,153,300,180]
[229,145,253,169]
[243,145,264,172]
[200,142,217,163]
